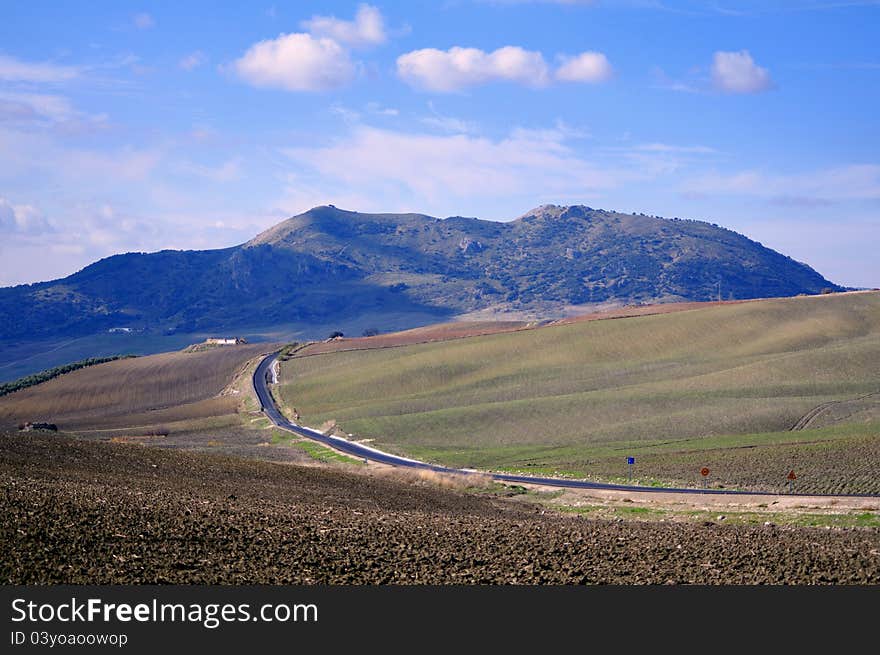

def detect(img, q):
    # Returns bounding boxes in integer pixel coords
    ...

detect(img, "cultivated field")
[297,319,529,356]
[3,433,877,584]
[296,298,748,357]
[0,343,272,431]
[278,291,880,493]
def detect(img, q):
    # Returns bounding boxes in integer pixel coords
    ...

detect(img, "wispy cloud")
[365,101,398,116]
[329,103,361,123]
[636,142,717,154]
[279,123,629,217]
[0,54,80,83]
[651,66,702,93]
[709,1,880,16]
[0,91,108,136]
[682,164,880,202]
[133,13,155,30]
[171,158,242,182]
[179,51,207,71]
[421,102,478,134]
[0,92,76,123]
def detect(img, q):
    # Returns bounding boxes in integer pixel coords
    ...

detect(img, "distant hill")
[0,204,842,341]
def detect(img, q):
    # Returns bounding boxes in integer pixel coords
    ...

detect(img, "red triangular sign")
[787,470,796,480]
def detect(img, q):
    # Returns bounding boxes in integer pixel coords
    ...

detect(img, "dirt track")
[2,433,878,584]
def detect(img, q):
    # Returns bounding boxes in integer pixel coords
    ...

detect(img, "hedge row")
[0,355,137,397]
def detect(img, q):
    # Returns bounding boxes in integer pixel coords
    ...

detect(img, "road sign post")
[627,456,635,482]
[787,470,797,494]
[700,467,710,490]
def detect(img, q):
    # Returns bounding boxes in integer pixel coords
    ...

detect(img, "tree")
[328,331,344,339]
[362,328,379,337]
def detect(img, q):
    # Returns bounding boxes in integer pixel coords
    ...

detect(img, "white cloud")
[0,197,52,235]
[179,51,207,71]
[301,4,386,48]
[133,13,155,30]
[234,32,354,91]
[556,51,612,83]
[397,46,550,92]
[711,50,773,94]
[682,164,880,202]
[0,54,80,83]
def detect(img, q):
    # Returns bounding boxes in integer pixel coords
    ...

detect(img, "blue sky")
[0,1,878,287]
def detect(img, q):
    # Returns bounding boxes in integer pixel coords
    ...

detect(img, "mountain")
[0,204,842,341]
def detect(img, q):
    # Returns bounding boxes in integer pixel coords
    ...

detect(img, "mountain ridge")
[0,204,842,342]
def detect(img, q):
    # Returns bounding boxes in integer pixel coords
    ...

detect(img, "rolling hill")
[0,342,272,431]
[0,205,841,346]
[276,291,880,494]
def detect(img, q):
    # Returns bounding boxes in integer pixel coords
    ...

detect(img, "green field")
[271,430,365,466]
[278,292,880,493]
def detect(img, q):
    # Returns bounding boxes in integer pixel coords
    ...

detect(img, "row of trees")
[328,328,381,339]
[0,355,137,397]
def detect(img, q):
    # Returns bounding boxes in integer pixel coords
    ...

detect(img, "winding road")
[253,353,876,497]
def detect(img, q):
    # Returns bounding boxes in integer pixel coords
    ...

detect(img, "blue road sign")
[627,457,635,465]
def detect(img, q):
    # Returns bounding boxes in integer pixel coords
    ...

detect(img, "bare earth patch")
[2,433,878,585]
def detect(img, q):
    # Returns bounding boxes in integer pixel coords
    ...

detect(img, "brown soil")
[3,432,878,584]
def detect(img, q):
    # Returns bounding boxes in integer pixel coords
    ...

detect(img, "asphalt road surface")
[254,353,878,497]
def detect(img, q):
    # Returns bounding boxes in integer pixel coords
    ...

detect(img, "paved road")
[253,353,876,497]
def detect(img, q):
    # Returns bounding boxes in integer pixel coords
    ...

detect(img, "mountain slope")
[0,204,842,341]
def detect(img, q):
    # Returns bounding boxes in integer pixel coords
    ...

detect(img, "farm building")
[205,337,247,346]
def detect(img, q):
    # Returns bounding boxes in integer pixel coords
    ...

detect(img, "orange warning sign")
[700,467,710,477]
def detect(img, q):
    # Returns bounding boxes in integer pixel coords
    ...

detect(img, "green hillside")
[277,292,880,493]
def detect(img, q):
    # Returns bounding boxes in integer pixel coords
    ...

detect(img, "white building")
[205,337,245,345]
